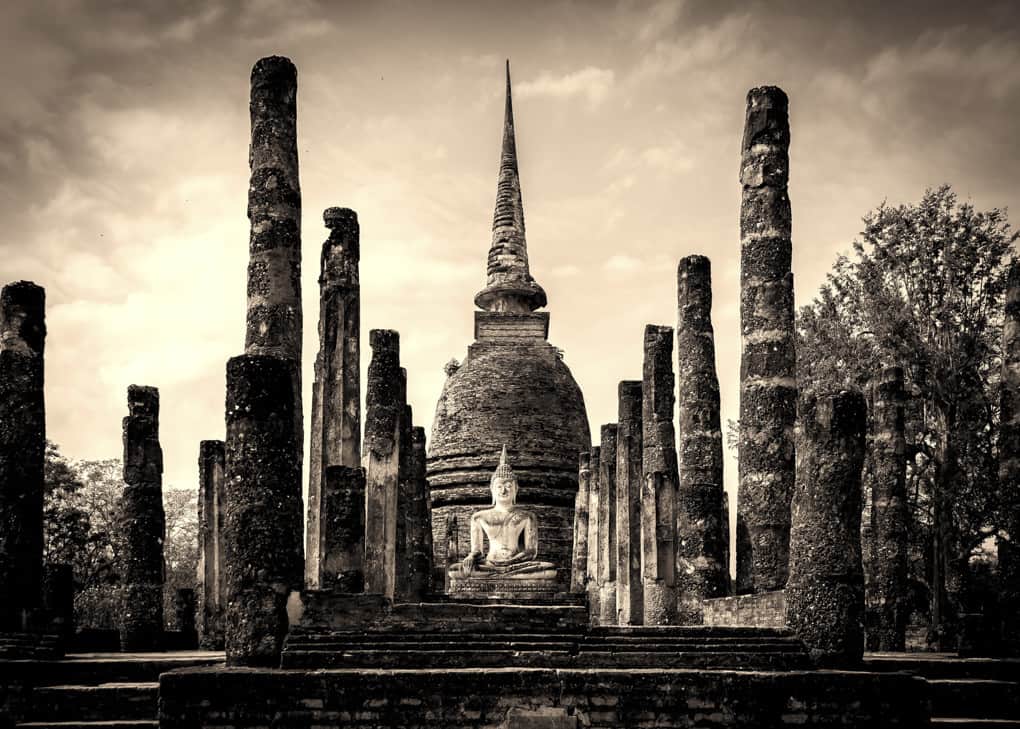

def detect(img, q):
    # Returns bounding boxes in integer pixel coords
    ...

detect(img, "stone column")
[173,588,197,642]
[223,355,303,667]
[363,330,402,599]
[42,563,74,644]
[737,85,797,595]
[676,256,728,623]
[119,385,166,652]
[395,398,412,599]
[585,445,601,621]
[869,366,908,651]
[320,465,365,592]
[244,55,303,483]
[1000,261,1020,655]
[307,207,361,588]
[405,426,431,600]
[571,451,592,593]
[197,440,225,650]
[786,390,866,667]
[598,424,618,625]
[0,281,45,631]
[616,380,644,625]
[641,324,679,625]
[721,490,732,595]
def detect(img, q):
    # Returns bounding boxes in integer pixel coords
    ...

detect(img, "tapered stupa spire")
[474,60,547,314]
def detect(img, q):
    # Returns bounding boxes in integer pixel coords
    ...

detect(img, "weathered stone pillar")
[42,563,74,644]
[0,281,45,631]
[999,261,1020,655]
[307,207,361,588]
[119,385,166,652]
[223,355,303,667]
[244,55,303,481]
[616,380,644,624]
[320,465,365,592]
[363,330,402,599]
[598,424,618,625]
[869,366,908,651]
[737,85,797,595]
[787,390,866,667]
[585,445,601,621]
[676,256,728,623]
[571,451,592,593]
[197,440,225,650]
[721,490,732,595]
[173,588,197,642]
[395,397,412,599]
[642,324,679,625]
[405,426,431,600]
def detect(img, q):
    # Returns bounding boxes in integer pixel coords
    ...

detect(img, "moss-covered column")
[616,380,644,624]
[119,385,166,651]
[676,255,728,623]
[736,86,796,595]
[598,424,618,624]
[571,451,592,594]
[223,355,303,666]
[642,325,678,625]
[999,261,1020,655]
[869,366,908,651]
[307,207,360,588]
[197,440,225,649]
[244,55,303,490]
[405,426,431,599]
[0,281,45,631]
[787,390,866,667]
[585,445,602,621]
[321,465,365,592]
[363,330,402,598]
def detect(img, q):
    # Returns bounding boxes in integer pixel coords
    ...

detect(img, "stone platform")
[159,665,930,728]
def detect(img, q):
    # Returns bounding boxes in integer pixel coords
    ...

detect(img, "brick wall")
[702,589,787,628]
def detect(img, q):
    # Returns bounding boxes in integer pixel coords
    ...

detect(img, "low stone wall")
[702,590,787,628]
[159,665,929,728]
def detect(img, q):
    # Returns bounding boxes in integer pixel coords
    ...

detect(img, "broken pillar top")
[678,255,712,311]
[199,439,225,460]
[127,385,159,418]
[370,328,399,354]
[578,449,591,475]
[323,206,360,262]
[474,60,547,315]
[251,55,297,96]
[1,280,45,356]
[741,85,790,188]
[799,389,867,441]
[618,380,642,423]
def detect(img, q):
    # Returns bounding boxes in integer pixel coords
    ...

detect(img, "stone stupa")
[428,61,591,592]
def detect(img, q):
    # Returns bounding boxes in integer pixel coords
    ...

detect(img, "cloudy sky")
[2,0,1018,544]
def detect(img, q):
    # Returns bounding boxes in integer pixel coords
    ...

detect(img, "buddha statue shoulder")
[448,446,557,581]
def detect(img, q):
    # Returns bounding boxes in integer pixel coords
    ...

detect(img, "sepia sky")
[2,0,1018,545]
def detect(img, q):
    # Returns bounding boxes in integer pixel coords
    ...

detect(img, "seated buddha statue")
[447,446,558,583]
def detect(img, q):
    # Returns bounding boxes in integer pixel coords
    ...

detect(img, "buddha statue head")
[490,444,518,508]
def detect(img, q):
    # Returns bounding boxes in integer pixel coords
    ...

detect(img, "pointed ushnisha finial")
[491,444,518,484]
[474,60,547,314]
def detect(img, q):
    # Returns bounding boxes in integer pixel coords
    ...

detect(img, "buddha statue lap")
[447,446,558,595]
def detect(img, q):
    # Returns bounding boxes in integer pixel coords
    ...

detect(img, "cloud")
[517,67,615,106]
[604,254,644,273]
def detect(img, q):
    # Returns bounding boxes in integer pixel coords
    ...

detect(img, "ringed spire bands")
[474,60,548,314]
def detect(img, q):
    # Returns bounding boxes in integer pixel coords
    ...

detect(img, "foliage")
[797,185,1017,643]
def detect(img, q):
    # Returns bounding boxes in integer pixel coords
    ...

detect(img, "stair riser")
[28,686,158,722]
[930,682,1020,720]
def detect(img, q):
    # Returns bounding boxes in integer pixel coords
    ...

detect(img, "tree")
[798,185,1017,648]
[43,441,90,568]
[163,488,198,629]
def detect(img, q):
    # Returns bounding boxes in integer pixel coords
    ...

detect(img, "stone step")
[0,653,224,686]
[929,679,1020,720]
[283,638,803,654]
[17,722,159,729]
[28,683,158,722]
[931,720,1020,728]
[280,647,810,670]
[865,655,1020,683]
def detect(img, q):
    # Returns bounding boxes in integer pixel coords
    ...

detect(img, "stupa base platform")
[288,591,588,634]
[159,664,930,728]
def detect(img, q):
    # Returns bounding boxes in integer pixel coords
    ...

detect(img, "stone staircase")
[865,653,1020,729]
[0,633,63,660]
[6,652,223,729]
[282,624,811,670]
